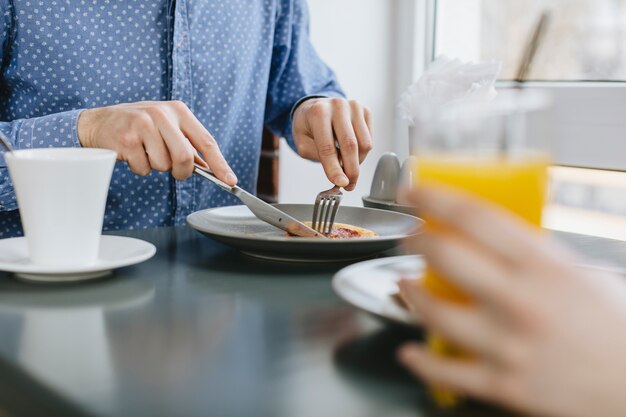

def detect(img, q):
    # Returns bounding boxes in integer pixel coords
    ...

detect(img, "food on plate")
[323,223,378,239]
[288,222,378,239]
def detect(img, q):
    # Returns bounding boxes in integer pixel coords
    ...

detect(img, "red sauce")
[329,227,361,239]
[286,223,377,239]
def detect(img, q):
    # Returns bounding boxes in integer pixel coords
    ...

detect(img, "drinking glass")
[410,90,553,406]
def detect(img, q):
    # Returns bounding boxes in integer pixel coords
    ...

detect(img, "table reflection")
[333,325,521,417]
[0,277,155,415]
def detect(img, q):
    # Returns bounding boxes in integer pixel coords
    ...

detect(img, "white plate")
[332,255,425,326]
[0,236,156,282]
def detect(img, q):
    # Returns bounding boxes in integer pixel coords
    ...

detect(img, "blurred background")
[438,0,626,81]
[281,0,626,240]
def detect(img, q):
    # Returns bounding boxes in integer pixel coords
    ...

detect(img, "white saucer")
[0,236,157,283]
[332,255,425,326]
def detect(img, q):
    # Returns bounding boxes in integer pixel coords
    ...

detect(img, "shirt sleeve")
[0,1,85,211]
[264,0,346,148]
[0,110,84,211]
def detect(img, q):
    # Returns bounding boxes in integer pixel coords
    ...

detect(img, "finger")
[332,100,360,191]
[397,343,499,402]
[178,107,238,186]
[193,153,210,170]
[124,145,152,177]
[309,103,349,187]
[408,185,573,267]
[399,280,510,361]
[142,124,172,173]
[154,117,196,181]
[350,101,373,164]
[293,135,319,161]
[364,104,373,137]
[406,232,518,309]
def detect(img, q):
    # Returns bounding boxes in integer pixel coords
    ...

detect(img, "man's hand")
[292,98,373,191]
[397,185,626,417]
[78,101,238,184]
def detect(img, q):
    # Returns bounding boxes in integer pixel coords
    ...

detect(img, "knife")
[193,163,327,239]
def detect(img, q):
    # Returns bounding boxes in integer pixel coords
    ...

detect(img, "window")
[405,0,626,172]
[436,0,626,81]
[547,167,626,240]
[396,0,626,238]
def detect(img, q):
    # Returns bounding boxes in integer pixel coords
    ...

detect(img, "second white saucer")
[333,255,425,326]
[0,235,156,283]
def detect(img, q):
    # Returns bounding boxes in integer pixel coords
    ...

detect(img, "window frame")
[398,0,626,171]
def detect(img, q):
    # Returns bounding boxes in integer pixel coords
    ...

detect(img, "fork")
[311,186,343,237]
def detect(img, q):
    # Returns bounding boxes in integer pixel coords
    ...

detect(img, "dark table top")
[0,226,624,417]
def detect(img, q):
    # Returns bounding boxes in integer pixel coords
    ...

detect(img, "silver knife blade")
[193,164,327,239]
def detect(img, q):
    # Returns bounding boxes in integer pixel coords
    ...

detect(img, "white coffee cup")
[5,148,117,267]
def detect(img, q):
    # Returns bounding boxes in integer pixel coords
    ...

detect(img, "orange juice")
[417,155,548,226]
[415,154,549,406]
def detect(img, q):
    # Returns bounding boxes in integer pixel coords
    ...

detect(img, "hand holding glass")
[410,91,552,406]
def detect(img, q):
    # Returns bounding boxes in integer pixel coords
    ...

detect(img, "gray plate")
[187,204,423,263]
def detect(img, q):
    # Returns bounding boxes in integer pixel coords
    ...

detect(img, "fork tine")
[315,198,327,233]
[322,198,334,236]
[316,198,327,233]
[312,195,322,230]
[327,198,341,234]
[322,199,332,235]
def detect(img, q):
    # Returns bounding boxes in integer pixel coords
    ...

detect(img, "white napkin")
[399,55,502,125]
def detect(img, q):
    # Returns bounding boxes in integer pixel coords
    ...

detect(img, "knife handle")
[193,163,236,193]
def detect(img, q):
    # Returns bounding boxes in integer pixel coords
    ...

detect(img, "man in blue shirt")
[0,0,373,238]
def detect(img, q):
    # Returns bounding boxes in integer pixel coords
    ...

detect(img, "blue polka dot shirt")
[0,0,344,238]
